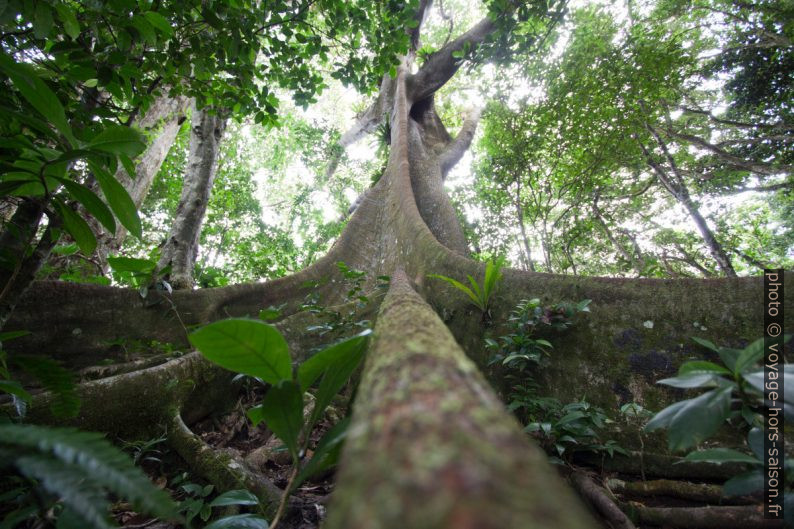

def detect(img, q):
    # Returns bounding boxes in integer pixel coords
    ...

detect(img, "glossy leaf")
[722,469,764,497]
[56,177,116,235]
[208,489,259,507]
[88,161,142,239]
[55,200,97,256]
[248,381,303,460]
[293,416,350,490]
[682,448,760,465]
[204,514,269,529]
[297,330,370,391]
[88,126,146,158]
[190,319,291,385]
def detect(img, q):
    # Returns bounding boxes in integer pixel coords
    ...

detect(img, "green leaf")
[56,178,116,235]
[130,15,156,46]
[0,330,31,342]
[107,256,156,274]
[88,161,142,239]
[658,387,733,451]
[208,489,259,507]
[0,52,77,146]
[691,337,719,353]
[189,319,292,385]
[54,200,97,256]
[733,337,765,374]
[249,381,303,460]
[33,3,53,39]
[678,360,732,376]
[293,416,350,489]
[723,469,764,497]
[306,337,367,429]
[204,514,269,529]
[297,330,370,392]
[87,125,146,158]
[143,12,173,37]
[747,427,763,460]
[55,4,80,39]
[657,372,722,389]
[0,380,32,404]
[682,448,760,465]
[428,274,483,310]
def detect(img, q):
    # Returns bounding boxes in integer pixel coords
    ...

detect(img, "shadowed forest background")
[0,0,792,528]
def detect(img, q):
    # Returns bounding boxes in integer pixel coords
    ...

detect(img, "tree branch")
[666,129,794,176]
[439,107,482,176]
[406,16,496,103]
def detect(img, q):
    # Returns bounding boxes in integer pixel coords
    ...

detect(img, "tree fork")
[324,270,595,529]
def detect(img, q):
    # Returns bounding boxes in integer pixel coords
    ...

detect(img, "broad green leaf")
[0,52,76,146]
[747,427,763,460]
[130,15,156,46]
[682,448,760,465]
[744,369,793,401]
[56,178,116,235]
[657,372,722,389]
[733,337,765,374]
[55,4,80,39]
[208,489,259,507]
[0,330,31,342]
[54,200,97,256]
[723,469,764,497]
[144,11,173,37]
[306,337,367,429]
[88,161,142,239]
[204,514,269,529]
[0,380,32,403]
[189,319,291,385]
[33,3,53,39]
[249,381,303,460]
[691,336,719,353]
[297,330,370,392]
[678,360,732,376]
[293,416,350,490]
[87,126,146,158]
[664,387,733,451]
[717,348,743,373]
[107,256,156,274]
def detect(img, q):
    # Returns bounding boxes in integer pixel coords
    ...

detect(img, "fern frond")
[0,424,179,523]
[12,356,80,417]
[16,455,112,529]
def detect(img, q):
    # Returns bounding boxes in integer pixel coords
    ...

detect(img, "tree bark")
[325,270,595,529]
[158,104,227,290]
[638,124,737,277]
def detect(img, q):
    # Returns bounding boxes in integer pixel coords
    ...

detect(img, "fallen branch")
[569,471,636,529]
[625,503,764,529]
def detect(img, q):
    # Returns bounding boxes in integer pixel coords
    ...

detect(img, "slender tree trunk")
[639,121,737,277]
[515,182,536,272]
[87,94,190,268]
[158,104,227,290]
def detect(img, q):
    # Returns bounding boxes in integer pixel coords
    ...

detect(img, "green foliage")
[170,472,266,529]
[645,335,793,452]
[429,258,503,313]
[190,318,370,509]
[0,424,179,529]
[488,297,613,461]
[525,400,626,461]
[644,335,793,497]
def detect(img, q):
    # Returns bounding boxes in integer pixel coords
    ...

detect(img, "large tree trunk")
[4,7,790,529]
[157,104,227,290]
[95,94,190,265]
